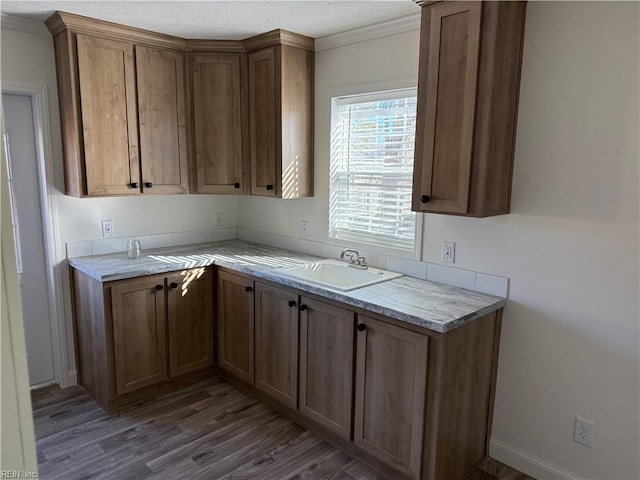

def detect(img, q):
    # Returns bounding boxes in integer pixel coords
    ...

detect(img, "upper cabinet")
[245,31,315,198]
[136,46,189,194]
[47,13,189,196]
[68,34,140,196]
[412,1,526,216]
[47,13,315,199]
[190,48,248,194]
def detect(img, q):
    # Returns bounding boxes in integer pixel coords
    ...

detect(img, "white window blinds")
[329,88,418,253]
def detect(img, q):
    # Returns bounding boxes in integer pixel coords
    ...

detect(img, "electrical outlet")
[574,416,595,447]
[101,220,114,238]
[215,212,223,227]
[442,241,455,264]
[301,220,310,238]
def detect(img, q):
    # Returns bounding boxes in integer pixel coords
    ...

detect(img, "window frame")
[324,84,423,260]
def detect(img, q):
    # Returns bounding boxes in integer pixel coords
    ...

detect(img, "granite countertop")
[68,240,506,333]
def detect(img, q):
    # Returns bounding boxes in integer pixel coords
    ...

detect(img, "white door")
[2,93,55,386]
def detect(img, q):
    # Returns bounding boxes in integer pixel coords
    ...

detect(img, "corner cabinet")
[47,13,190,196]
[412,1,526,216]
[216,271,255,384]
[166,270,214,376]
[47,13,315,199]
[245,31,315,198]
[190,50,248,194]
[71,267,214,412]
[254,283,299,408]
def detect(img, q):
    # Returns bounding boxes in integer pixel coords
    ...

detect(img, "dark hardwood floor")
[31,377,533,480]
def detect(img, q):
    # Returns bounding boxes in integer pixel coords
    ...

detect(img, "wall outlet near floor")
[574,416,595,447]
[215,212,223,227]
[301,220,310,238]
[101,220,114,238]
[442,241,455,264]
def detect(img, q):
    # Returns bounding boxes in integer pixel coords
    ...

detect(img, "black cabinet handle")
[245,286,253,293]
[145,182,153,188]
[170,282,179,289]
[420,194,431,204]
[266,184,274,190]
[155,284,163,291]
[234,182,240,189]
[299,304,308,311]
[130,182,139,188]
[357,323,367,332]
[288,300,296,308]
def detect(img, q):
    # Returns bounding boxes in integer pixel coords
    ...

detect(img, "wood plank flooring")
[31,377,534,480]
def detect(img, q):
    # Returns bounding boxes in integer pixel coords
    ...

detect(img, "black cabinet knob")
[245,286,253,293]
[155,284,163,291]
[357,323,367,332]
[170,282,179,289]
[234,182,240,189]
[130,182,139,188]
[299,304,308,311]
[266,184,274,190]
[420,194,431,204]
[144,182,153,188]
[288,300,296,308]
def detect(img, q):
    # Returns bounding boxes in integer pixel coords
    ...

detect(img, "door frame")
[2,82,70,388]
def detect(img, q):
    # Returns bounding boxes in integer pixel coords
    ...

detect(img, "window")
[329,88,419,255]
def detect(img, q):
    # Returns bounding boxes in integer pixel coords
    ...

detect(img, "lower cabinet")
[111,276,169,395]
[214,269,502,480]
[299,296,355,440]
[217,270,255,384]
[71,267,214,412]
[167,269,214,376]
[353,315,429,479]
[254,283,299,408]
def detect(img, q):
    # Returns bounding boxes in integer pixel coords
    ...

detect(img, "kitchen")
[1,1,638,479]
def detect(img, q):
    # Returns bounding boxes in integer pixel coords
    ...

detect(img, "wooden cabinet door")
[217,271,254,384]
[412,1,482,214]
[254,283,298,409]
[136,46,188,194]
[249,47,279,196]
[191,53,246,194]
[167,269,213,377]
[111,276,167,395]
[354,315,429,479]
[76,34,139,195]
[299,297,354,439]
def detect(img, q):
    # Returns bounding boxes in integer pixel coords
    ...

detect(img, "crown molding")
[46,12,187,49]
[1,14,50,36]
[315,13,420,52]
[186,39,246,53]
[243,29,315,52]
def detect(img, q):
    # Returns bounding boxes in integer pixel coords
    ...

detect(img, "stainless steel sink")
[275,259,402,291]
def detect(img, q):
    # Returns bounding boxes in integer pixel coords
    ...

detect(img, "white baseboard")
[59,369,78,388]
[490,440,580,480]
[29,379,57,390]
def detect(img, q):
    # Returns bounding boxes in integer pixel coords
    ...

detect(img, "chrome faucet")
[340,248,368,270]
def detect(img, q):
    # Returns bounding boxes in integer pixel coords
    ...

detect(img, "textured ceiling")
[0,1,420,40]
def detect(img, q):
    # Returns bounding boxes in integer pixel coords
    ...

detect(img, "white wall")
[1,25,241,382]
[241,2,640,478]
